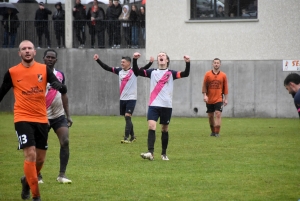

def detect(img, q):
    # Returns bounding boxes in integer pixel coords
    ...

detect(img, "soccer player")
[37,49,73,184]
[93,54,154,143]
[283,73,300,118]
[134,52,190,161]
[202,58,228,137]
[0,40,67,201]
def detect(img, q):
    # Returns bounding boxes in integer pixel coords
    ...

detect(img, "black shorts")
[206,102,223,113]
[49,115,68,132]
[147,106,172,125]
[15,122,48,150]
[120,100,136,115]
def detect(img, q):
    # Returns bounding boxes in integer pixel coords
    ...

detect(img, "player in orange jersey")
[0,40,67,201]
[202,58,228,137]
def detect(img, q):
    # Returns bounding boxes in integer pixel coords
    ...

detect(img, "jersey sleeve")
[113,67,122,75]
[57,70,66,84]
[47,67,67,94]
[179,62,190,78]
[61,71,65,85]
[0,70,13,102]
[171,70,179,80]
[140,61,153,70]
[222,74,229,95]
[140,69,153,78]
[172,62,190,80]
[96,59,114,73]
[133,58,152,78]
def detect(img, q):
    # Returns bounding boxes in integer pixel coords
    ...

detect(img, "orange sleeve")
[222,73,228,95]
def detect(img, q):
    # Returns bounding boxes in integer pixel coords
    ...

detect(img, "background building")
[0,0,299,118]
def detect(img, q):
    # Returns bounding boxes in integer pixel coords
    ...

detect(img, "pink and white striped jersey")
[142,68,180,108]
[45,69,65,119]
[113,67,137,100]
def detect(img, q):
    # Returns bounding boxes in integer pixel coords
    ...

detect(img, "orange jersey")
[9,62,49,123]
[202,70,228,104]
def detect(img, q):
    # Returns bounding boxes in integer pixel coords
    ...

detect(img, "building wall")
[0,49,297,118]
[145,0,300,60]
[0,1,299,118]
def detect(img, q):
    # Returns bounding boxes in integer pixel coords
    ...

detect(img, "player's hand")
[133,52,141,59]
[93,54,99,60]
[184,55,190,62]
[223,99,228,106]
[203,95,208,103]
[67,117,73,127]
[149,56,154,63]
[73,8,76,11]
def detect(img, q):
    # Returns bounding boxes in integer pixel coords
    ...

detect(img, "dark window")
[190,0,257,19]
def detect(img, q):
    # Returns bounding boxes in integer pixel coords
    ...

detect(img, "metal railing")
[0,20,146,49]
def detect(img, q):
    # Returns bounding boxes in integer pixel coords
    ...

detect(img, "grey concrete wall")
[0,49,297,118]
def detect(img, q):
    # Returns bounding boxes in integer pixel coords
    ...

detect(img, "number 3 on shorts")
[18,134,28,145]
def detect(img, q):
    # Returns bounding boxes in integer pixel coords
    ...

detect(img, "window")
[190,0,257,20]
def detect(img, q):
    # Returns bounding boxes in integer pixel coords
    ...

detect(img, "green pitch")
[0,113,299,201]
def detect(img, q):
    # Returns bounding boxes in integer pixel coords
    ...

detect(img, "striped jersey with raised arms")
[112,67,137,100]
[95,59,153,100]
[46,69,65,119]
[0,62,60,123]
[140,69,184,108]
[202,70,228,104]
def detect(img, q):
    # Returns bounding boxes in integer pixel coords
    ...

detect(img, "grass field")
[0,112,299,201]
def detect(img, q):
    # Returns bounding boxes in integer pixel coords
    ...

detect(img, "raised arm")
[132,52,147,77]
[140,56,154,70]
[179,55,190,78]
[93,54,114,72]
[0,71,13,102]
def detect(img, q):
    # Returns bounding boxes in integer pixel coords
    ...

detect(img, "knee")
[60,136,69,147]
[161,125,168,132]
[148,123,156,130]
[215,112,222,119]
[35,151,46,165]
[125,115,132,120]
[36,160,44,167]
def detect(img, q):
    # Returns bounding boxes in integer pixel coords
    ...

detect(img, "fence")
[0,20,146,49]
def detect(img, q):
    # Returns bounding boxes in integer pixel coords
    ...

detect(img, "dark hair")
[213,58,221,63]
[43,49,58,58]
[55,2,62,7]
[166,54,170,67]
[284,73,300,85]
[122,56,131,63]
[131,4,140,14]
